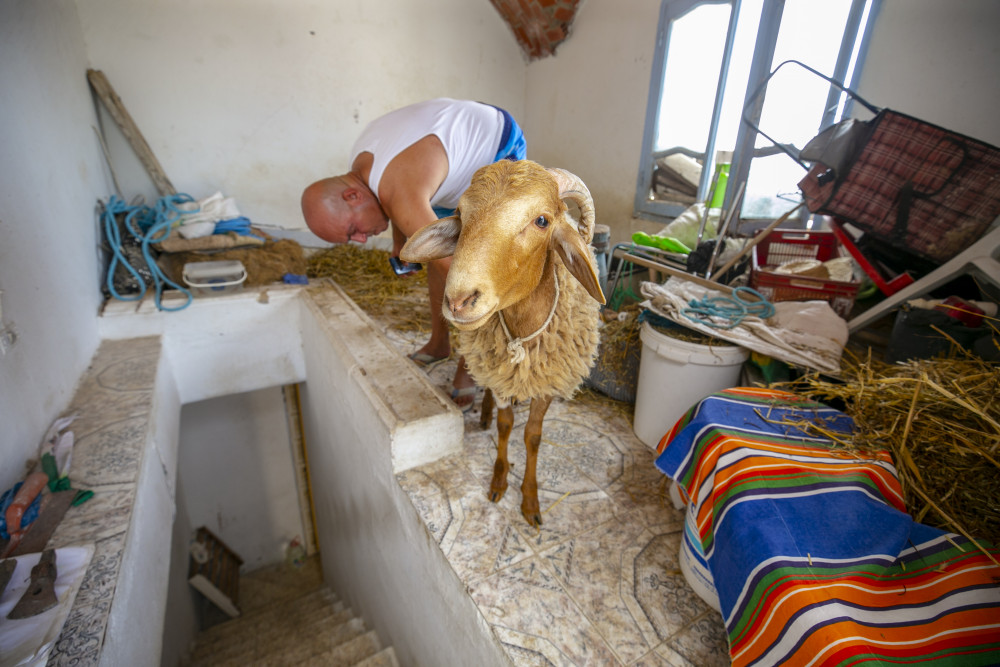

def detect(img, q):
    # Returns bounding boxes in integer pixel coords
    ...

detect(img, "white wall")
[0,0,110,491]
[0,0,524,492]
[75,0,527,230]
[524,0,663,245]
[857,0,1000,146]
[178,387,304,571]
[298,290,502,667]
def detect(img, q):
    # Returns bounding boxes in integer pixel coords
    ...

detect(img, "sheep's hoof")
[489,462,508,502]
[522,508,543,528]
[521,495,542,527]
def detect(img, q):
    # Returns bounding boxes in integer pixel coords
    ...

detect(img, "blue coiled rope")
[682,286,775,329]
[102,193,197,311]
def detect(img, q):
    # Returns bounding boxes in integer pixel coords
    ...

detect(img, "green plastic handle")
[631,232,691,255]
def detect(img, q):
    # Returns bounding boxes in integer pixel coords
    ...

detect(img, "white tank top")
[349,98,504,209]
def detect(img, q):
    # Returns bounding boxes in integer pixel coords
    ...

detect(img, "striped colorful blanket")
[655,387,1000,666]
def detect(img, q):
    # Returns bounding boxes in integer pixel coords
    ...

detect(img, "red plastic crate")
[828,219,915,296]
[750,229,861,318]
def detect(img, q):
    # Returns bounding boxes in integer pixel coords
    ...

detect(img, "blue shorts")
[491,105,527,162]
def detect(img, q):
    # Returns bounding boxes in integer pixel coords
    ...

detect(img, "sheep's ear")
[551,220,606,305]
[400,216,461,262]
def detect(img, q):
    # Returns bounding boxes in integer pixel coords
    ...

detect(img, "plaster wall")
[0,0,111,490]
[178,387,305,572]
[856,0,1000,147]
[74,0,527,231]
[524,0,663,245]
[102,366,177,667]
[298,293,506,667]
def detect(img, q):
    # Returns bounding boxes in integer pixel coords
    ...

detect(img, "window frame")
[634,0,882,223]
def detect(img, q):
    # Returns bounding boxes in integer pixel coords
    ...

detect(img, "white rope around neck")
[497,272,560,364]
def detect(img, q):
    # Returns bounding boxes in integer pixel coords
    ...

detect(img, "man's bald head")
[301,175,388,244]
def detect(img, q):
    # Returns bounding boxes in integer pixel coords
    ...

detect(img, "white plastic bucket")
[679,527,722,612]
[633,321,748,449]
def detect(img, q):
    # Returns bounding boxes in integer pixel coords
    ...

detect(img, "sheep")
[400,159,606,527]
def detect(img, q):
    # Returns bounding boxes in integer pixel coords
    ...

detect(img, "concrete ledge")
[45,336,176,666]
[302,281,464,472]
[49,282,478,665]
[298,284,505,667]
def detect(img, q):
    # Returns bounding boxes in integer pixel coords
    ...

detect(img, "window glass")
[637,0,877,224]
[655,4,730,154]
[713,0,761,154]
[743,0,855,218]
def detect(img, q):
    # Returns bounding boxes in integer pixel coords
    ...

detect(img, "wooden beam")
[87,69,176,196]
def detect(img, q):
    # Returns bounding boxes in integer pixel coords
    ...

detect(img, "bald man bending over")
[301,98,527,411]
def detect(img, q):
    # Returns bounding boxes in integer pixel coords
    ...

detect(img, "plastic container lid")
[183,260,245,280]
[182,260,247,290]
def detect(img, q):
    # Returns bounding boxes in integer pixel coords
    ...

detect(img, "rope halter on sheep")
[498,271,560,364]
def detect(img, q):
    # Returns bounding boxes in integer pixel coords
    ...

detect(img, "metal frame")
[635,0,883,225]
[634,0,733,222]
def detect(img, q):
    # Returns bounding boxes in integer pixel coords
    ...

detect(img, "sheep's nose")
[447,290,480,317]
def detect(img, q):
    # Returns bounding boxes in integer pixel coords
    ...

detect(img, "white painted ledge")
[58,281,472,665]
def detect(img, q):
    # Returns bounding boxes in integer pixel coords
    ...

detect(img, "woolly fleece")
[457,256,601,404]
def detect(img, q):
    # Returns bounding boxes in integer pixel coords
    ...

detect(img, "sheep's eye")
[534,215,549,229]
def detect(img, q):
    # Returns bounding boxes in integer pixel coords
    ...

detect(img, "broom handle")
[709,203,804,281]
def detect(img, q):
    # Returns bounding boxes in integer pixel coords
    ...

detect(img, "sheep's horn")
[546,168,595,243]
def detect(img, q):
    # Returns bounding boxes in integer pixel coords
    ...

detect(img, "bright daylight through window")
[636,0,879,224]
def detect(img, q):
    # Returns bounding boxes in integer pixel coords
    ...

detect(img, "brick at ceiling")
[489,0,582,60]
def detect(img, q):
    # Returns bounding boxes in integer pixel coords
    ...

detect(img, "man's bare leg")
[419,258,476,408]
[415,257,452,360]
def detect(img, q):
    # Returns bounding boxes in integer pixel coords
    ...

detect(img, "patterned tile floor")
[382,327,730,667]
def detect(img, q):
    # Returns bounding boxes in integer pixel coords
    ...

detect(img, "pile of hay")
[306,245,429,332]
[586,308,643,404]
[786,348,1000,552]
[162,238,307,287]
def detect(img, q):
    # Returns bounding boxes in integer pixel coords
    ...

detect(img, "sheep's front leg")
[489,403,514,503]
[480,388,494,430]
[521,395,553,528]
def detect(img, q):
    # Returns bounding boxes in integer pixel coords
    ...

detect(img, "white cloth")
[175,191,241,239]
[641,278,848,373]
[658,202,720,248]
[350,98,504,209]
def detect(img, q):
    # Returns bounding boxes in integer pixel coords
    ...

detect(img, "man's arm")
[391,223,408,257]
[377,135,450,243]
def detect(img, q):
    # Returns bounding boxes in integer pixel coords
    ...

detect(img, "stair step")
[299,630,382,666]
[354,646,401,667]
[241,586,340,622]
[192,608,358,664]
[255,610,364,657]
[196,588,339,648]
[253,604,354,646]
[187,558,396,667]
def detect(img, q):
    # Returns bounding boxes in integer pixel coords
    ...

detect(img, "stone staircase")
[186,557,398,666]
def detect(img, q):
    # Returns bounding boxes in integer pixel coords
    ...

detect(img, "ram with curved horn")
[401,159,605,527]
